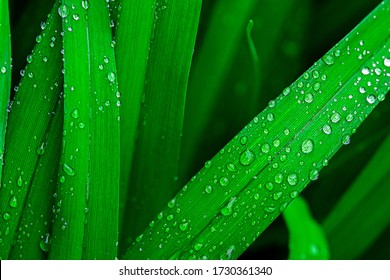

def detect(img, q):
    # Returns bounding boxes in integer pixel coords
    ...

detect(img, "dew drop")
[366,94,376,104]
[63,163,76,176]
[3,212,11,221]
[309,169,319,181]
[265,182,274,191]
[221,197,237,216]
[323,54,334,65]
[17,175,23,187]
[301,139,314,154]
[274,173,283,184]
[107,72,116,82]
[264,206,275,213]
[220,245,235,260]
[305,93,314,103]
[39,233,51,252]
[290,191,299,199]
[179,222,188,231]
[361,67,370,75]
[81,0,90,9]
[58,4,69,18]
[71,108,79,119]
[273,192,283,201]
[205,185,213,194]
[322,124,332,135]
[240,136,248,145]
[342,135,351,145]
[204,160,212,169]
[9,196,18,208]
[384,58,390,67]
[267,113,275,122]
[330,112,341,123]
[0,66,6,74]
[219,177,229,187]
[261,143,270,153]
[287,174,298,186]
[239,149,255,166]
[226,163,237,173]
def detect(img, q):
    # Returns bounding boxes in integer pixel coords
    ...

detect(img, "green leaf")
[49,0,120,260]
[115,0,155,237]
[120,0,202,249]
[9,104,63,259]
[323,131,390,259]
[0,2,63,260]
[283,196,329,260]
[0,0,11,185]
[123,0,390,260]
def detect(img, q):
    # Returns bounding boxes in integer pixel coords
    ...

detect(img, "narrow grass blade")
[50,0,120,260]
[115,0,155,236]
[123,1,390,259]
[323,131,390,259]
[9,104,63,259]
[283,196,329,260]
[121,0,202,249]
[0,0,11,184]
[0,2,63,259]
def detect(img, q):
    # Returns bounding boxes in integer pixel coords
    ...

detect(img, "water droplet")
[384,58,390,67]
[17,176,23,187]
[361,67,370,75]
[167,198,176,208]
[321,124,332,135]
[3,212,11,221]
[366,94,376,104]
[107,72,116,82]
[205,185,213,194]
[9,196,18,208]
[219,177,229,186]
[39,233,51,252]
[305,93,314,103]
[58,4,69,18]
[264,206,275,213]
[221,197,237,216]
[274,173,283,184]
[261,143,270,153]
[267,113,275,122]
[166,214,174,221]
[81,0,90,9]
[345,114,354,122]
[309,169,319,181]
[1,66,7,73]
[330,112,341,123]
[359,87,366,94]
[323,54,334,65]
[287,174,298,186]
[71,108,79,119]
[273,192,283,201]
[290,191,299,199]
[179,222,188,231]
[342,135,351,145]
[220,245,235,260]
[265,182,274,191]
[240,136,248,145]
[301,139,314,154]
[63,163,76,176]
[73,14,80,21]
[204,160,212,168]
[226,163,237,173]
[239,149,255,166]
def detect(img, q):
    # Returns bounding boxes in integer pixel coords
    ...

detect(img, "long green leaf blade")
[123,1,390,260]
[0,2,63,259]
[0,0,11,185]
[9,104,63,259]
[121,0,202,245]
[323,131,390,259]
[50,0,120,260]
[115,0,155,236]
